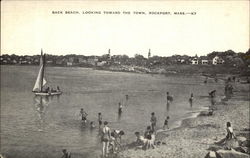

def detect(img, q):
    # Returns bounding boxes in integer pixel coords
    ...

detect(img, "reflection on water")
[33,95,60,132]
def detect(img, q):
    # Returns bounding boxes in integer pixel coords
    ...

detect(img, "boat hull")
[34,91,62,96]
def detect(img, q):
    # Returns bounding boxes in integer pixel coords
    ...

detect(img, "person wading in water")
[101,121,111,157]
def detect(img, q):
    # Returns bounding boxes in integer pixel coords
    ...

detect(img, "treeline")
[0,49,250,68]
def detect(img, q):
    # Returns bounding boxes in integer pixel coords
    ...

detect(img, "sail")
[33,51,47,92]
[32,64,47,92]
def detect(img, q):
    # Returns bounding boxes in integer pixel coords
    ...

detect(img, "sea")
[0,65,226,158]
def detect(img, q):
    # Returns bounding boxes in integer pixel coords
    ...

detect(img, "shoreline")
[118,81,249,158]
[2,64,249,77]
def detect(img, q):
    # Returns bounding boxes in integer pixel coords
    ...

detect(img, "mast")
[40,53,46,92]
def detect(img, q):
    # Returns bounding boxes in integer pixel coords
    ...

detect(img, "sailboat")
[32,50,62,96]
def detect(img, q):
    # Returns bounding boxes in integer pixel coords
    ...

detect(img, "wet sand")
[119,82,249,158]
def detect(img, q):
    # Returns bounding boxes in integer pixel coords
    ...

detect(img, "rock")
[234,146,249,154]
[217,149,249,158]
[205,151,216,158]
[208,145,224,151]
[237,131,250,139]
[225,139,239,149]
[199,111,213,116]
[242,140,250,147]
[237,137,247,145]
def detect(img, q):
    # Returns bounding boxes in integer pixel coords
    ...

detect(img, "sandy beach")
[119,80,250,158]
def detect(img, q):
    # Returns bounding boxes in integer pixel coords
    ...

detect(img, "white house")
[201,60,209,64]
[213,56,224,65]
[191,58,198,65]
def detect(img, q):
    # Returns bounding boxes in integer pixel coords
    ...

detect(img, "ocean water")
[0,65,225,158]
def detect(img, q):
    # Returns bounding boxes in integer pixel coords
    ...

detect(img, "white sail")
[32,64,47,92]
[33,50,47,92]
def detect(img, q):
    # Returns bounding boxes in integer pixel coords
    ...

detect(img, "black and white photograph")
[1,1,249,158]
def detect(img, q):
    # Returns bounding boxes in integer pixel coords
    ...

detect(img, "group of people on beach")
[79,107,126,157]
[66,82,225,158]
[60,74,245,158]
[77,95,129,157]
[126,92,173,152]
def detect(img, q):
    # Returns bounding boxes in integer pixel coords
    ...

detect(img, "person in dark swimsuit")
[102,121,111,157]
[79,108,88,123]
[189,93,194,108]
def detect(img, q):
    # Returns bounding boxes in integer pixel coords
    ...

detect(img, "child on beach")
[145,130,156,149]
[144,126,152,140]
[109,132,118,154]
[150,112,157,132]
[90,121,95,128]
[113,130,125,144]
[163,116,170,129]
[134,132,147,146]
[98,112,102,128]
[79,108,88,123]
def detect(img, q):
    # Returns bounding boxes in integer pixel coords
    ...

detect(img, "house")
[46,60,53,64]
[177,58,185,64]
[68,57,74,63]
[97,61,107,66]
[87,57,98,66]
[66,62,73,66]
[201,60,208,64]
[12,60,17,64]
[78,57,87,64]
[200,56,209,65]
[191,57,198,65]
[212,56,224,65]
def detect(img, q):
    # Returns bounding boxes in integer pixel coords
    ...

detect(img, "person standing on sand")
[189,93,194,108]
[150,112,157,132]
[101,121,111,157]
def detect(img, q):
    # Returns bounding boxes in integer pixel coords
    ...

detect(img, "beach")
[1,65,249,158]
[119,81,250,158]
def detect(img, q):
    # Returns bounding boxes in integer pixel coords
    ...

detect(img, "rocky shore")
[118,82,249,158]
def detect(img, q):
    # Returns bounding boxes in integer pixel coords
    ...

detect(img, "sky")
[1,0,249,57]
